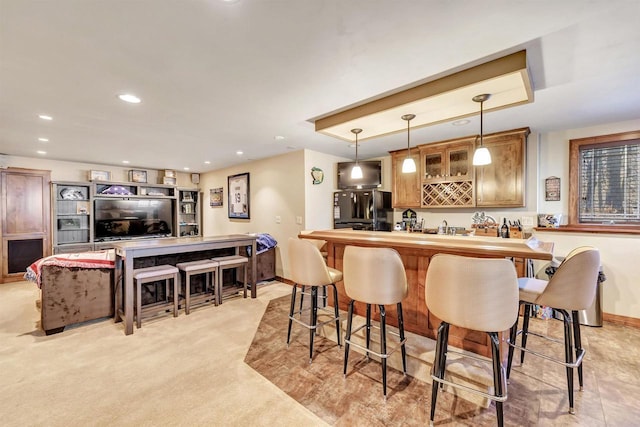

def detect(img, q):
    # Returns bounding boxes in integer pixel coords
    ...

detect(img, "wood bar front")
[300,229,553,358]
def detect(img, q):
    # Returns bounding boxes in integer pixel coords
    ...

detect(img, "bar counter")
[300,229,553,357]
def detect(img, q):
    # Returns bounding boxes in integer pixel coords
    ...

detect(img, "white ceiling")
[1,0,640,173]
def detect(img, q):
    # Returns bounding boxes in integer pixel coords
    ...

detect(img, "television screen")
[94,198,174,241]
[337,160,382,189]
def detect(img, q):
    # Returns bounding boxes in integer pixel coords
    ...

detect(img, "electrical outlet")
[275,216,281,224]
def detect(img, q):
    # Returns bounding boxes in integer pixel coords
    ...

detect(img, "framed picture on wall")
[128,169,147,183]
[210,187,223,207]
[228,172,250,219]
[545,176,561,201]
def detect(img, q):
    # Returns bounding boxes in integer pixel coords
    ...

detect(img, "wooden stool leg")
[185,273,191,315]
[172,274,178,317]
[213,269,219,306]
[243,264,248,298]
[136,279,142,329]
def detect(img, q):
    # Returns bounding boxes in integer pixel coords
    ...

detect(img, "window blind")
[579,140,640,223]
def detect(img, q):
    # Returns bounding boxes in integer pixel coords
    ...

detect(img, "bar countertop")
[300,229,553,261]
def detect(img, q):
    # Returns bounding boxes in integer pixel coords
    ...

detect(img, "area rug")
[244,295,497,426]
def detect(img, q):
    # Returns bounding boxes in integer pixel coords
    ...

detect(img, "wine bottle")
[500,218,510,238]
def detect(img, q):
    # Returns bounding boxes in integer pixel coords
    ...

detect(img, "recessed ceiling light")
[38,138,49,142]
[236,151,243,155]
[37,150,46,155]
[204,161,211,164]
[38,114,53,121]
[118,94,141,104]
[452,119,471,126]
[122,160,130,164]
[183,167,190,171]
[274,135,285,140]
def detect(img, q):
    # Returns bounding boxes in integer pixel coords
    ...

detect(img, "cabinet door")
[446,142,472,180]
[476,132,527,207]
[1,168,51,283]
[422,148,445,180]
[391,152,421,208]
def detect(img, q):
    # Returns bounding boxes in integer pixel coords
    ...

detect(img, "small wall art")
[210,187,223,207]
[311,167,324,185]
[545,176,560,201]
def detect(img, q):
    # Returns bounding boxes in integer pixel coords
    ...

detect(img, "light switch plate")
[296,216,303,225]
[275,216,281,224]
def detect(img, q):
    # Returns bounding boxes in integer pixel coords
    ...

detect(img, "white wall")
[534,118,640,319]
[303,149,350,230]
[200,150,307,279]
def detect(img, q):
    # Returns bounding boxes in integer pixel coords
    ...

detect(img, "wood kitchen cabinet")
[420,140,474,208]
[390,151,421,208]
[475,127,529,207]
[389,127,529,209]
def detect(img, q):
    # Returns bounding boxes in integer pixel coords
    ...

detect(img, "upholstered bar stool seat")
[426,254,519,427]
[343,245,408,399]
[176,259,219,314]
[133,265,179,328]
[507,246,601,415]
[287,237,342,363]
[211,255,248,304]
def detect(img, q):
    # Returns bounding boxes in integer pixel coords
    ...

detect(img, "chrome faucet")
[438,220,448,235]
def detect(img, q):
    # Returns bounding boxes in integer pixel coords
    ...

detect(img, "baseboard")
[603,312,640,329]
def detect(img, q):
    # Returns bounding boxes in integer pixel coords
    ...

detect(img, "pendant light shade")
[472,94,492,166]
[350,128,363,179]
[401,114,417,173]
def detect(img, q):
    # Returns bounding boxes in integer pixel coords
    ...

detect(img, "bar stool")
[342,245,408,399]
[211,255,248,304]
[176,259,219,314]
[133,265,179,328]
[425,254,518,427]
[507,246,600,415]
[287,237,342,363]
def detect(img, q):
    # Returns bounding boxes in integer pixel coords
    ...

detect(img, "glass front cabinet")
[178,189,201,237]
[52,182,93,253]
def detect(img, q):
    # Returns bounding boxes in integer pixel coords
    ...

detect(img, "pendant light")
[401,114,417,173]
[472,94,492,166]
[350,128,363,179]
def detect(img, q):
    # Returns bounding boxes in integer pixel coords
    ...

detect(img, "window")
[569,130,640,225]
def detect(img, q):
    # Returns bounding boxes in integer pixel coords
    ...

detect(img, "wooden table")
[300,229,553,357]
[113,235,257,335]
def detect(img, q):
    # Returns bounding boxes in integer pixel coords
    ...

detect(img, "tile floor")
[245,294,640,426]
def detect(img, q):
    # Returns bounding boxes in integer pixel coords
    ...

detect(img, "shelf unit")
[178,188,201,237]
[52,182,93,254]
[51,180,198,254]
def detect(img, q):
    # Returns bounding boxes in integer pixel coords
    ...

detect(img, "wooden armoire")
[0,167,51,283]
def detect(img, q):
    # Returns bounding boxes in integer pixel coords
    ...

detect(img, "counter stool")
[133,265,179,328]
[287,237,342,363]
[176,259,219,314]
[211,255,248,304]
[507,246,600,415]
[425,254,518,427]
[342,246,408,399]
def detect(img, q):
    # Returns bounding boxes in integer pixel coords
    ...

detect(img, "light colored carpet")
[0,280,328,427]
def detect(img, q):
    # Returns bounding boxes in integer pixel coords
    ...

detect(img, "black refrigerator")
[333,190,392,231]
